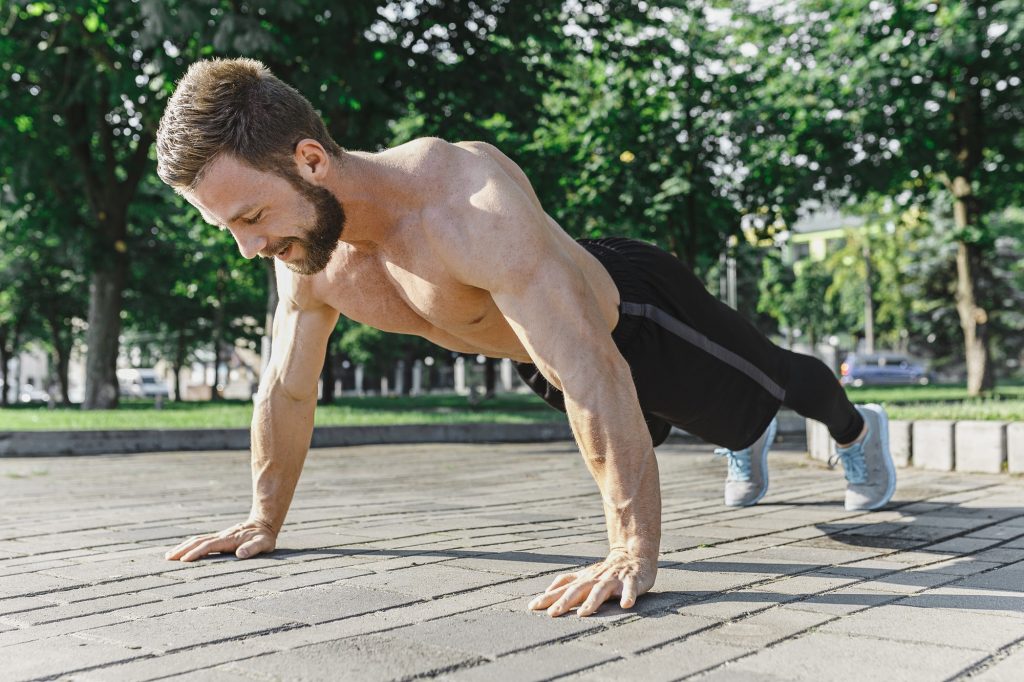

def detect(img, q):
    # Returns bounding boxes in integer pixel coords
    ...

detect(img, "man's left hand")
[527,549,657,617]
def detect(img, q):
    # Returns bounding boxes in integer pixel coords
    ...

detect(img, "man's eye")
[245,212,263,225]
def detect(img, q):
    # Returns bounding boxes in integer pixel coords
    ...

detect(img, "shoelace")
[715,447,752,481]
[828,443,868,485]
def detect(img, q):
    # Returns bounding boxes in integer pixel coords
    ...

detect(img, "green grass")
[844,383,1024,404]
[0,394,565,431]
[884,401,1024,422]
[2,382,1021,431]
[845,382,1024,421]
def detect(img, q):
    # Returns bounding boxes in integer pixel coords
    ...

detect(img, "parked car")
[18,384,51,404]
[117,368,171,399]
[840,353,931,387]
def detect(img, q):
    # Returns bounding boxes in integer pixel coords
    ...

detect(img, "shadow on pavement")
[259,499,1023,615]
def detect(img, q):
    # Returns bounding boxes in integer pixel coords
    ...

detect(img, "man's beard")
[271,182,346,276]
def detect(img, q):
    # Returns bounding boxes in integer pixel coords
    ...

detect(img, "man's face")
[186,154,345,275]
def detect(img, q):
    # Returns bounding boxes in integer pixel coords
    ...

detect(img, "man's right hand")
[164,521,277,562]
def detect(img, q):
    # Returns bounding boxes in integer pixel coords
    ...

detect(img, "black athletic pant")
[779,350,864,446]
[516,237,864,450]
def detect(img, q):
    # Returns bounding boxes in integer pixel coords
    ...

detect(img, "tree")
[758,251,855,349]
[0,163,89,405]
[123,177,266,401]
[526,2,753,270]
[2,3,162,407]
[733,0,1024,394]
[1,0,409,409]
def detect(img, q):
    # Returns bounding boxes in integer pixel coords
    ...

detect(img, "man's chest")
[310,239,522,355]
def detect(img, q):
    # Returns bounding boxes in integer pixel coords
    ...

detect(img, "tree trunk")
[955,237,993,395]
[948,134,993,394]
[951,175,993,395]
[484,358,497,398]
[210,268,227,401]
[320,335,336,405]
[401,351,415,396]
[261,260,279,377]
[0,331,11,407]
[210,341,223,401]
[45,314,72,405]
[862,240,875,355]
[82,261,127,409]
[948,63,993,396]
[173,328,186,402]
[54,347,71,406]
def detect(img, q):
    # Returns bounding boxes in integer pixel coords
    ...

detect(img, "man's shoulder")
[384,137,503,176]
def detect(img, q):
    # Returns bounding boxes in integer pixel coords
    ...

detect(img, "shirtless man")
[157,58,896,618]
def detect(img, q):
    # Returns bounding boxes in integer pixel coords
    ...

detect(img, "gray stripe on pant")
[619,301,787,402]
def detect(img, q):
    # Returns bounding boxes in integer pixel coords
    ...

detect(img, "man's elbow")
[561,344,634,398]
[253,375,319,405]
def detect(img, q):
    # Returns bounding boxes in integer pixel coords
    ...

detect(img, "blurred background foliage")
[0,0,1021,408]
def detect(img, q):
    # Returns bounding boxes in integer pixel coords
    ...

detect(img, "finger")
[166,536,205,556]
[548,581,594,618]
[180,536,236,562]
[528,573,577,610]
[528,582,573,610]
[577,580,619,617]
[235,535,273,560]
[164,536,211,561]
[544,573,576,593]
[620,576,639,609]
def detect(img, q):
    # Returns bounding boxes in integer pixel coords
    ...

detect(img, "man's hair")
[156,58,342,191]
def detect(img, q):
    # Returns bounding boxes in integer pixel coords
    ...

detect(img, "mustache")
[259,238,298,259]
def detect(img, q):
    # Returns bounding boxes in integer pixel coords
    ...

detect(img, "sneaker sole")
[846,403,896,511]
[725,417,777,507]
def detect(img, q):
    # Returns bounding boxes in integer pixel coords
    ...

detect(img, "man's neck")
[325,150,409,247]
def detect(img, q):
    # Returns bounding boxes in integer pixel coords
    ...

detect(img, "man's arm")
[434,151,662,617]
[165,292,338,562]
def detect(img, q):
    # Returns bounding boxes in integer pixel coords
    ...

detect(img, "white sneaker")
[718,417,778,507]
[832,404,897,511]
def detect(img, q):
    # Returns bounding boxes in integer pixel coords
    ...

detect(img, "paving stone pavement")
[2,438,1023,681]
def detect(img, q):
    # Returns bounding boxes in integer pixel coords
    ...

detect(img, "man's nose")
[230,230,267,260]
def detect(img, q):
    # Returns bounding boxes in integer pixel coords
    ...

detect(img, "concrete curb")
[808,417,1023,475]
[0,422,575,458]
[912,420,956,472]
[954,421,1007,474]
[0,408,812,458]
[1009,422,1024,474]
[5,413,1021,470]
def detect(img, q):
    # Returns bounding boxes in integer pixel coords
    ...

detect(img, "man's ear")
[294,139,330,183]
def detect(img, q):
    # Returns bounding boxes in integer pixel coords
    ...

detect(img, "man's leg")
[565,237,895,509]
[779,350,864,445]
[779,349,896,511]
